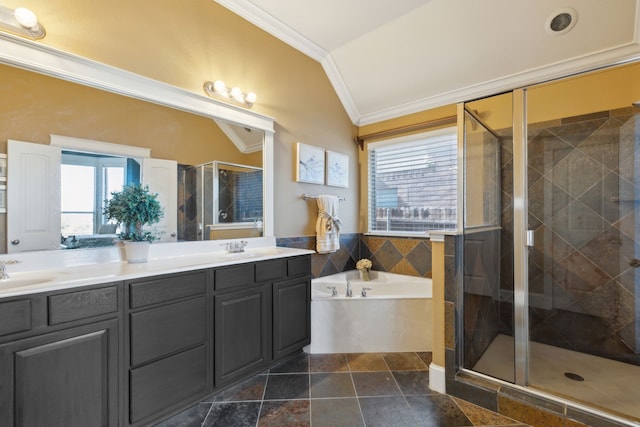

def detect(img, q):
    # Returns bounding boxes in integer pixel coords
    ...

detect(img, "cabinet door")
[214,285,270,386]
[273,277,311,360]
[0,319,119,427]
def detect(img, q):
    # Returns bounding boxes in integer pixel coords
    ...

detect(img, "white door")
[7,140,62,253]
[142,158,177,242]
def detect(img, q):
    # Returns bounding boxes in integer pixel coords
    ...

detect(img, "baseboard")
[429,363,446,393]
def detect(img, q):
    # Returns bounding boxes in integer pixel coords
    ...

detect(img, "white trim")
[428,363,446,394]
[214,120,263,154]
[214,0,327,62]
[321,55,360,124]
[358,43,640,126]
[0,32,275,133]
[50,134,151,158]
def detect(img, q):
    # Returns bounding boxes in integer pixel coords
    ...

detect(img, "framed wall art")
[0,153,6,182]
[326,150,349,188]
[296,142,325,184]
[0,184,6,213]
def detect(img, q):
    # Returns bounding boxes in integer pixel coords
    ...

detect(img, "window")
[367,127,457,235]
[61,152,128,235]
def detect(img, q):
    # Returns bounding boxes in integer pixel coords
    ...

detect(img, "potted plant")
[103,183,164,263]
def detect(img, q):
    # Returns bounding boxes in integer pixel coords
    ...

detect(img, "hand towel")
[316,195,341,253]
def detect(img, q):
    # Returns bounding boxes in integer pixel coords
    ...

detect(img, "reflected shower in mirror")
[179,161,263,241]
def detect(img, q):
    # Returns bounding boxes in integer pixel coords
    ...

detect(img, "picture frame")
[0,154,6,183]
[295,142,325,184]
[0,184,6,213]
[326,150,349,188]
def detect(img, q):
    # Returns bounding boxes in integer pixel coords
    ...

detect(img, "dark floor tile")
[310,372,356,398]
[352,371,402,396]
[264,374,309,400]
[359,396,418,427]
[215,374,267,402]
[346,353,389,371]
[153,402,212,427]
[417,352,433,367]
[392,370,431,395]
[452,397,523,426]
[310,353,349,372]
[258,399,310,427]
[383,352,428,370]
[202,401,261,427]
[310,398,365,427]
[270,352,309,373]
[405,394,473,427]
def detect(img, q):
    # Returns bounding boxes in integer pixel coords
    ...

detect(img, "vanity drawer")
[287,255,311,278]
[129,270,207,308]
[0,299,31,336]
[129,345,207,423]
[255,259,285,283]
[214,264,253,291]
[48,286,118,325]
[129,297,206,366]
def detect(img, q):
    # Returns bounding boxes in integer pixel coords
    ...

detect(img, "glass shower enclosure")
[461,62,640,422]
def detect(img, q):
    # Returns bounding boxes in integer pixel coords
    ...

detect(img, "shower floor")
[473,334,640,422]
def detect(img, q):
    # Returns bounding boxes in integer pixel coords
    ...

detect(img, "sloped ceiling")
[216,0,640,125]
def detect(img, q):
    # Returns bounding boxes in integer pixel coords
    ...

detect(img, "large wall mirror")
[0,34,274,254]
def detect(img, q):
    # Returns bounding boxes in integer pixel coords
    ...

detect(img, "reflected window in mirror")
[61,151,140,240]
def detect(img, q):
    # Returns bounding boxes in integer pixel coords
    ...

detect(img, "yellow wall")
[0,0,358,237]
[0,64,260,167]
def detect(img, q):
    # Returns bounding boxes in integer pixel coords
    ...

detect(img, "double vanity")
[0,238,313,426]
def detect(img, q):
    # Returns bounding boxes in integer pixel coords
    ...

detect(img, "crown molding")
[357,42,640,126]
[215,120,263,153]
[320,55,360,125]
[215,0,327,61]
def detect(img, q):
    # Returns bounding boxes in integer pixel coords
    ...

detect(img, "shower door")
[525,73,640,419]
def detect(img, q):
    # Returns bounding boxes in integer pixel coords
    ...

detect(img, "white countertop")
[0,237,314,298]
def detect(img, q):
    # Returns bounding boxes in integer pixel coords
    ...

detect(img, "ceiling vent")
[546,8,577,35]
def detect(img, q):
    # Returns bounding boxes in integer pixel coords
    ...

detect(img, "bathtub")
[306,270,432,354]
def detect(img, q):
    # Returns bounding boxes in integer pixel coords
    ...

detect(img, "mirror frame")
[0,33,275,240]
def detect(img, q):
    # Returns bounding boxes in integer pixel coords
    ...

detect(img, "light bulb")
[14,7,38,29]
[229,86,243,101]
[213,80,227,95]
[245,92,257,105]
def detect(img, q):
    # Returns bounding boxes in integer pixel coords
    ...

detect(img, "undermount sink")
[0,275,55,289]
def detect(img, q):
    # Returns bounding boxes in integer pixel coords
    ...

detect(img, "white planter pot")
[123,241,150,263]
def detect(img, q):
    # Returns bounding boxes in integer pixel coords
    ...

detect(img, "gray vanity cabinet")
[0,284,122,427]
[213,263,271,386]
[126,269,211,426]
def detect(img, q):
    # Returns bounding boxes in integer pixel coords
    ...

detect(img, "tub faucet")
[346,281,352,297]
[361,287,372,297]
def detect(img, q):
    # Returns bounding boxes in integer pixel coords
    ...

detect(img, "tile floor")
[154,351,528,427]
[473,334,640,422]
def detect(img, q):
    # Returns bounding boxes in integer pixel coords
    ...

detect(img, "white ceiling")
[216,0,640,125]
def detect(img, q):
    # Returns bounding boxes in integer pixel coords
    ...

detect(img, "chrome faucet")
[224,240,248,253]
[326,286,337,297]
[346,281,352,297]
[361,287,372,297]
[0,259,21,279]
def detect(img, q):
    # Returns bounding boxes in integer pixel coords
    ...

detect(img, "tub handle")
[326,286,338,297]
[361,287,372,297]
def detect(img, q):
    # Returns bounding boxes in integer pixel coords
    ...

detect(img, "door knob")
[10,239,19,245]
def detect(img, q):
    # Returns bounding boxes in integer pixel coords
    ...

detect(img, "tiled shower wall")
[500,109,640,366]
[276,234,432,279]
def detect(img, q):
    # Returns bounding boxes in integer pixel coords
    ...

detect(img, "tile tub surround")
[154,352,527,427]
[276,233,433,279]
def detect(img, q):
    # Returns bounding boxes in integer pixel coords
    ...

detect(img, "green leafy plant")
[103,184,164,242]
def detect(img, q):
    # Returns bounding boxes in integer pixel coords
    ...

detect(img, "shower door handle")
[526,230,535,247]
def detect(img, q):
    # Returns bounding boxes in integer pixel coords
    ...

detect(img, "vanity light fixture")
[203,80,257,108]
[0,5,45,39]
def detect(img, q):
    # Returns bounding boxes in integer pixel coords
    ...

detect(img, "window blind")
[368,129,457,233]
